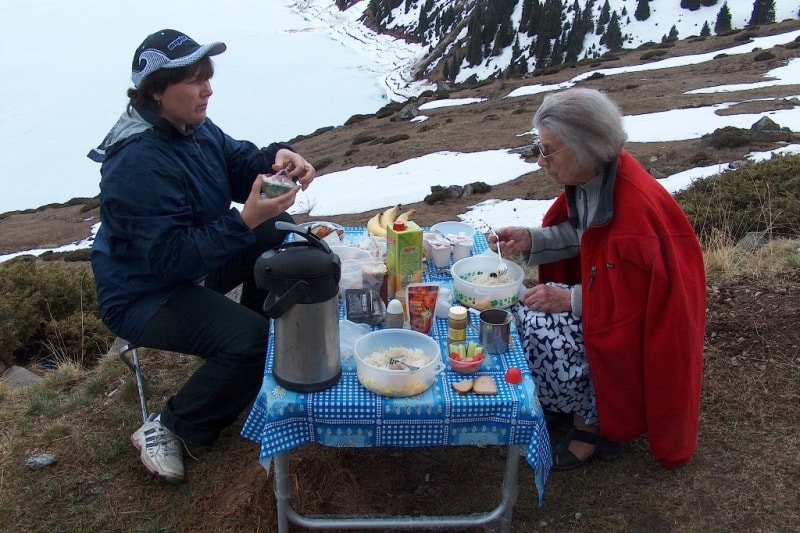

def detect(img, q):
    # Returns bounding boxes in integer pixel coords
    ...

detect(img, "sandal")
[543,409,572,429]
[596,437,623,461]
[552,426,598,470]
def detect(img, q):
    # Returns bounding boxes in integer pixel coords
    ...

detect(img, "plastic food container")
[260,174,296,197]
[353,329,443,397]
[447,342,486,374]
[450,255,525,310]
[430,221,476,241]
[295,221,345,246]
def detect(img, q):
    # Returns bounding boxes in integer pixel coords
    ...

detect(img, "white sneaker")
[131,414,185,484]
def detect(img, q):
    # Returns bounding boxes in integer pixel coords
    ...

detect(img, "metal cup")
[474,308,512,354]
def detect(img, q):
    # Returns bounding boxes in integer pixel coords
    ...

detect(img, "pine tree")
[681,0,701,10]
[700,0,718,6]
[564,0,591,63]
[749,0,776,26]
[599,0,611,27]
[635,0,651,21]
[466,13,484,66]
[418,8,430,39]
[527,0,542,36]
[662,25,679,43]
[700,21,711,36]
[533,0,564,66]
[492,13,516,56]
[715,2,733,34]
[601,11,624,51]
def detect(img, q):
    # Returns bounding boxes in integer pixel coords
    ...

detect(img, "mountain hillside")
[343,0,798,83]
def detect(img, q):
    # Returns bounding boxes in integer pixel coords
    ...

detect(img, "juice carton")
[386,220,423,300]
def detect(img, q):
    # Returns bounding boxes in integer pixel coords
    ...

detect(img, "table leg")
[273,453,291,533]
[267,446,524,531]
[499,446,522,533]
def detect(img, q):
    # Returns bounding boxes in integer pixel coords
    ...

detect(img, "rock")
[750,116,793,142]
[737,231,769,252]
[396,102,419,121]
[0,365,42,388]
[25,453,57,470]
[750,116,780,131]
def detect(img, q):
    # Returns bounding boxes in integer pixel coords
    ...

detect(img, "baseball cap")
[131,29,226,87]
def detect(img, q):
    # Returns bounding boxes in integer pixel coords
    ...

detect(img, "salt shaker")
[385,298,405,328]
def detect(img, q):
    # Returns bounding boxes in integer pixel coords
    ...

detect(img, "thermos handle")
[275,220,332,254]
[262,280,311,319]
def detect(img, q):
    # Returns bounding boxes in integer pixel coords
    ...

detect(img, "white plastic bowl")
[430,221,476,241]
[353,329,443,397]
[450,255,525,310]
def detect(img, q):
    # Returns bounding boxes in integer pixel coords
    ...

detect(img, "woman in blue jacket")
[89,29,316,484]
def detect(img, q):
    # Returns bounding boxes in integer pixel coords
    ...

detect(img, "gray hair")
[533,88,627,167]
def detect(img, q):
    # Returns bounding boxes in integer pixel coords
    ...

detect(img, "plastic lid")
[392,220,406,231]
[448,305,468,320]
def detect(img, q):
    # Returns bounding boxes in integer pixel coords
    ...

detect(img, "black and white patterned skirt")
[511,283,598,425]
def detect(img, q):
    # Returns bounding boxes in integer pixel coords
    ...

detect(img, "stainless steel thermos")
[254,221,342,392]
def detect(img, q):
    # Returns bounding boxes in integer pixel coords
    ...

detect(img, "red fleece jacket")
[539,151,706,467]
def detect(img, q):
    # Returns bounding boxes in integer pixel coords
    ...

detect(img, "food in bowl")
[296,221,345,245]
[353,329,442,397]
[364,346,432,369]
[260,174,296,197]
[448,341,485,374]
[451,255,524,310]
[463,270,515,286]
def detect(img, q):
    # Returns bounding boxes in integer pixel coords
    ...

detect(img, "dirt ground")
[1,21,799,532]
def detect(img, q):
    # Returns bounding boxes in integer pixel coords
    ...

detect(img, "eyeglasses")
[531,139,568,160]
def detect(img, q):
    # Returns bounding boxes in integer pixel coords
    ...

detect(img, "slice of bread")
[473,375,498,395]
[451,379,474,394]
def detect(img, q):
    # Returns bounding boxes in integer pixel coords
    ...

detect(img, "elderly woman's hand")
[521,283,572,313]
[274,148,315,190]
[490,226,532,255]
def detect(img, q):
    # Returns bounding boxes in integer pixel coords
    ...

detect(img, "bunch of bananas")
[366,204,416,238]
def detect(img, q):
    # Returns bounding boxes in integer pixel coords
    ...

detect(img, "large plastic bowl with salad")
[353,329,443,397]
[450,255,525,310]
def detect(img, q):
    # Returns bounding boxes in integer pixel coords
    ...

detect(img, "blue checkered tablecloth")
[241,227,552,505]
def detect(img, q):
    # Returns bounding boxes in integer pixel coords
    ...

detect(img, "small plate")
[296,221,345,245]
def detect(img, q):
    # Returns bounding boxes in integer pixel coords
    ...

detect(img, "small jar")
[448,305,468,344]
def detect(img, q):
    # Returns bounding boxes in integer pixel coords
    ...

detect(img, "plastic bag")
[339,319,371,361]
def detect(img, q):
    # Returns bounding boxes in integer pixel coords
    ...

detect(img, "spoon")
[389,357,419,371]
[488,228,508,277]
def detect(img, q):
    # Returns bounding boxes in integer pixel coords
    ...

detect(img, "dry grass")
[1,259,798,532]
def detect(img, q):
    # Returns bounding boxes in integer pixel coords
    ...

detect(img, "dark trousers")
[135,213,292,445]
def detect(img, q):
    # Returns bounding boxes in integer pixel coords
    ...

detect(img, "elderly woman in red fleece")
[491,88,706,470]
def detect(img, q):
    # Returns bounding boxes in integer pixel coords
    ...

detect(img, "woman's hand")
[488,226,532,255]
[520,283,572,313]
[274,148,315,190]
[240,176,299,229]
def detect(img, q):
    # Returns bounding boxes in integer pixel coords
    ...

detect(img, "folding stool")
[118,341,149,423]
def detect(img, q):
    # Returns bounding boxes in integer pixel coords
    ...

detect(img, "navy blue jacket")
[89,108,288,340]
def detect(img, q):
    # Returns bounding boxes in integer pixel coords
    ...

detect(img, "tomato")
[504,367,523,384]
